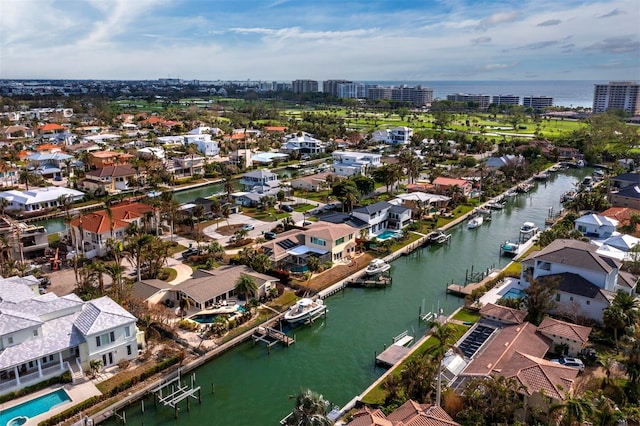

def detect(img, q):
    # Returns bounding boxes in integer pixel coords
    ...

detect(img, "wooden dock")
[350,275,392,288]
[150,370,202,419]
[375,331,414,368]
[252,326,295,350]
[447,269,501,297]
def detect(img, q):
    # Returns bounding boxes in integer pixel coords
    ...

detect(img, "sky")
[1,0,639,81]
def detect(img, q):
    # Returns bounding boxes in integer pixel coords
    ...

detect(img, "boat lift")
[150,370,202,419]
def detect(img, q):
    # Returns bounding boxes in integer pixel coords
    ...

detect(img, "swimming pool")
[376,230,400,241]
[502,288,526,299]
[0,388,70,425]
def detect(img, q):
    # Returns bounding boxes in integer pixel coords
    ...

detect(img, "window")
[586,300,590,305]
[310,237,326,246]
[127,345,132,356]
[42,357,47,364]
[8,337,13,344]
[555,293,561,302]
[124,326,131,338]
[28,361,33,368]
[96,336,101,347]
[335,237,345,245]
[33,330,38,337]
[49,355,54,361]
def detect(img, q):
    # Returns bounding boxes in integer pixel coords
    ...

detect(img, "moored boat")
[467,215,484,229]
[284,298,326,324]
[520,221,539,235]
[426,229,451,244]
[365,259,391,275]
[500,240,520,257]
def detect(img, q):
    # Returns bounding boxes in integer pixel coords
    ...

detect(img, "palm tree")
[235,274,258,304]
[18,168,32,191]
[429,322,457,406]
[105,262,126,302]
[285,388,333,426]
[221,203,231,227]
[89,260,107,295]
[223,174,235,202]
[603,305,626,353]
[250,253,272,274]
[549,393,595,426]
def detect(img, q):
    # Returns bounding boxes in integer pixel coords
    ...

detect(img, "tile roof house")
[601,207,640,235]
[0,276,142,396]
[290,172,342,192]
[431,177,473,196]
[520,239,638,321]
[69,202,153,259]
[88,151,134,169]
[537,317,592,356]
[479,303,527,325]
[347,400,460,426]
[80,164,139,194]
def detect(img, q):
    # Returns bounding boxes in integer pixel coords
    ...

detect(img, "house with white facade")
[331,151,382,177]
[351,201,412,237]
[240,169,280,192]
[520,239,638,321]
[184,133,220,157]
[0,187,84,215]
[371,126,413,145]
[574,213,618,238]
[0,276,142,396]
[280,135,326,155]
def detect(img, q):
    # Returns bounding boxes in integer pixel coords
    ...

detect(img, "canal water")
[102,169,588,425]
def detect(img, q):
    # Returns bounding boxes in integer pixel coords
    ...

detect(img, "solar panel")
[456,324,496,359]
[276,239,297,250]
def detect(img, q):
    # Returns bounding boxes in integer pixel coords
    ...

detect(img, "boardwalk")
[447,269,501,297]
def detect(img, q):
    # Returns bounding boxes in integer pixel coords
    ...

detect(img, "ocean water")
[364,80,604,108]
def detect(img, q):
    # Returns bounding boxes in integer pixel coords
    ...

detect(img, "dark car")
[181,248,200,259]
[264,231,277,240]
[280,204,294,213]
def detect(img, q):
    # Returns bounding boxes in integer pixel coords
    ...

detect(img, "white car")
[550,357,584,371]
[242,224,255,231]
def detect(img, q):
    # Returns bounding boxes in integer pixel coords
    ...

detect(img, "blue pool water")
[503,288,526,299]
[0,389,70,425]
[376,230,400,241]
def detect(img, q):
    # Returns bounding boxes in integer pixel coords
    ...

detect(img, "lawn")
[160,268,178,282]
[451,309,481,323]
[502,261,523,277]
[242,207,289,221]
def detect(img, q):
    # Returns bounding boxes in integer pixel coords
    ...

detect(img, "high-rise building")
[323,80,352,97]
[523,96,554,111]
[446,93,491,109]
[492,95,520,106]
[292,80,319,94]
[593,81,640,115]
[367,86,392,100]
[389,85,433,107]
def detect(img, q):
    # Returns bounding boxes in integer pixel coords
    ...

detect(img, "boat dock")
[150,370,202,419]
[375,331,414,368]
[349,274,392,288]
[446,268,501,297]
[252,326,295,350]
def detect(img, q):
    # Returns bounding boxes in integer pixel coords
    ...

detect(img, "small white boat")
[533,172,550,181]
[504,189,518,198]
[520,222,538,235]
[284,298,326,324]
[467,215,484,229]
[475,207,491,215]
[365,259,391,275]
[500,241,519,257]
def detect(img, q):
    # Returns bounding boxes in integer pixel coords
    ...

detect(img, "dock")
[150,370,202,419]
[350,274,392,288]
[375,331,414,368]
[447,269,501,297]
[252,326,295,350]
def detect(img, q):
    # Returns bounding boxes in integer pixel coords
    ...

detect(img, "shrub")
[177,319,199,331]
[0,374,70,405]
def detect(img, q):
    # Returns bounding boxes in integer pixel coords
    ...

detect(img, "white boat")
[500,240,519,257]
[284,298,326,324]
[520,222,538,235]
[365,259,391,275]
[467,215,484,229]
[504,189,518,198]
[426,229,451,244]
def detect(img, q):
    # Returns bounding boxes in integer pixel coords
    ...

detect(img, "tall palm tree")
[105,262,126,302]
[234,274,258,304]
[603,305,626,353]
[429,322,457,406]
[223,174,235,202]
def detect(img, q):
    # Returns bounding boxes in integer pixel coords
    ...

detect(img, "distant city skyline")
[1,0,638,81]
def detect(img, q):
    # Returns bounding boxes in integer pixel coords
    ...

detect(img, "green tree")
[457,376,525,425]
[235,274,258,303]
[549,393,595,426]
[284,388,333,426]
[603,305,626,353]
[523,276,559,325]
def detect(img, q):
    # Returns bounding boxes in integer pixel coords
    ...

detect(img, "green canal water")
[101,169,589,426]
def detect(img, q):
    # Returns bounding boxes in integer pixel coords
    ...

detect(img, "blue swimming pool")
[503,288,526,299]
[376,230,400,241]
[0,388,70,425]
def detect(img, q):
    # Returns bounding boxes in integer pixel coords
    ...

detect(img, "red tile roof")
[480,303,527,324]
[432,177,470,187]
[537,317,592,343]
[264,126,287,132]
[505,352,579,400]
[38,123,65,131]
[69,202,152,234]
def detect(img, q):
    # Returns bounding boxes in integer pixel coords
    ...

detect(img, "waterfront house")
[80,164,139,194]
[442,314,580,423]
[351,201,412,237]
[0,187,84,215]
[260,223,357,272]
[290,172,341,192]
[348,400,460,426]
[26,151,73,178]
[0,217,48,259]
[184,133,220,157]
[601,207,640,235]
[331,151,382,177]
[240,169,280,192]
[431,177,473,197]
[485,154,524,169]
[391,192,451,217]
[372,126,413,146]
[520,239,638,321]
[0,276,142,396]
[69,202,153,259]
[609,172,640,191]
[172,265,279,309]
[166,155,205,179]
[574,213,618,238]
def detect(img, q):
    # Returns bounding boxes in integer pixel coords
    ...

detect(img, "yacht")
[365,259,391,275]
[520,222,539,235]
[284,298,326,324]
[500,240,520,257]
[426,229,451,244]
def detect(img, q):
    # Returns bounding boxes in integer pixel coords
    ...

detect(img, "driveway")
[201,212,273,244]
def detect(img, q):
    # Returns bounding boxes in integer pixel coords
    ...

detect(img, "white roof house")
[0,187,84,213]
[602,234,640,252]
[332,151,382,176]
[0,277,141,396]
[575,213,619,238]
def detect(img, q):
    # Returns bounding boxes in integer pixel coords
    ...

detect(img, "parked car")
[280,204,294,212]
[264,232,277,240]
[181,247,200,259]
[54,176,63,181]
[550,357,584,371]
[242,224,255,231]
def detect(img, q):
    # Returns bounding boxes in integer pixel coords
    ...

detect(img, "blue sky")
[1,0,638,81]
